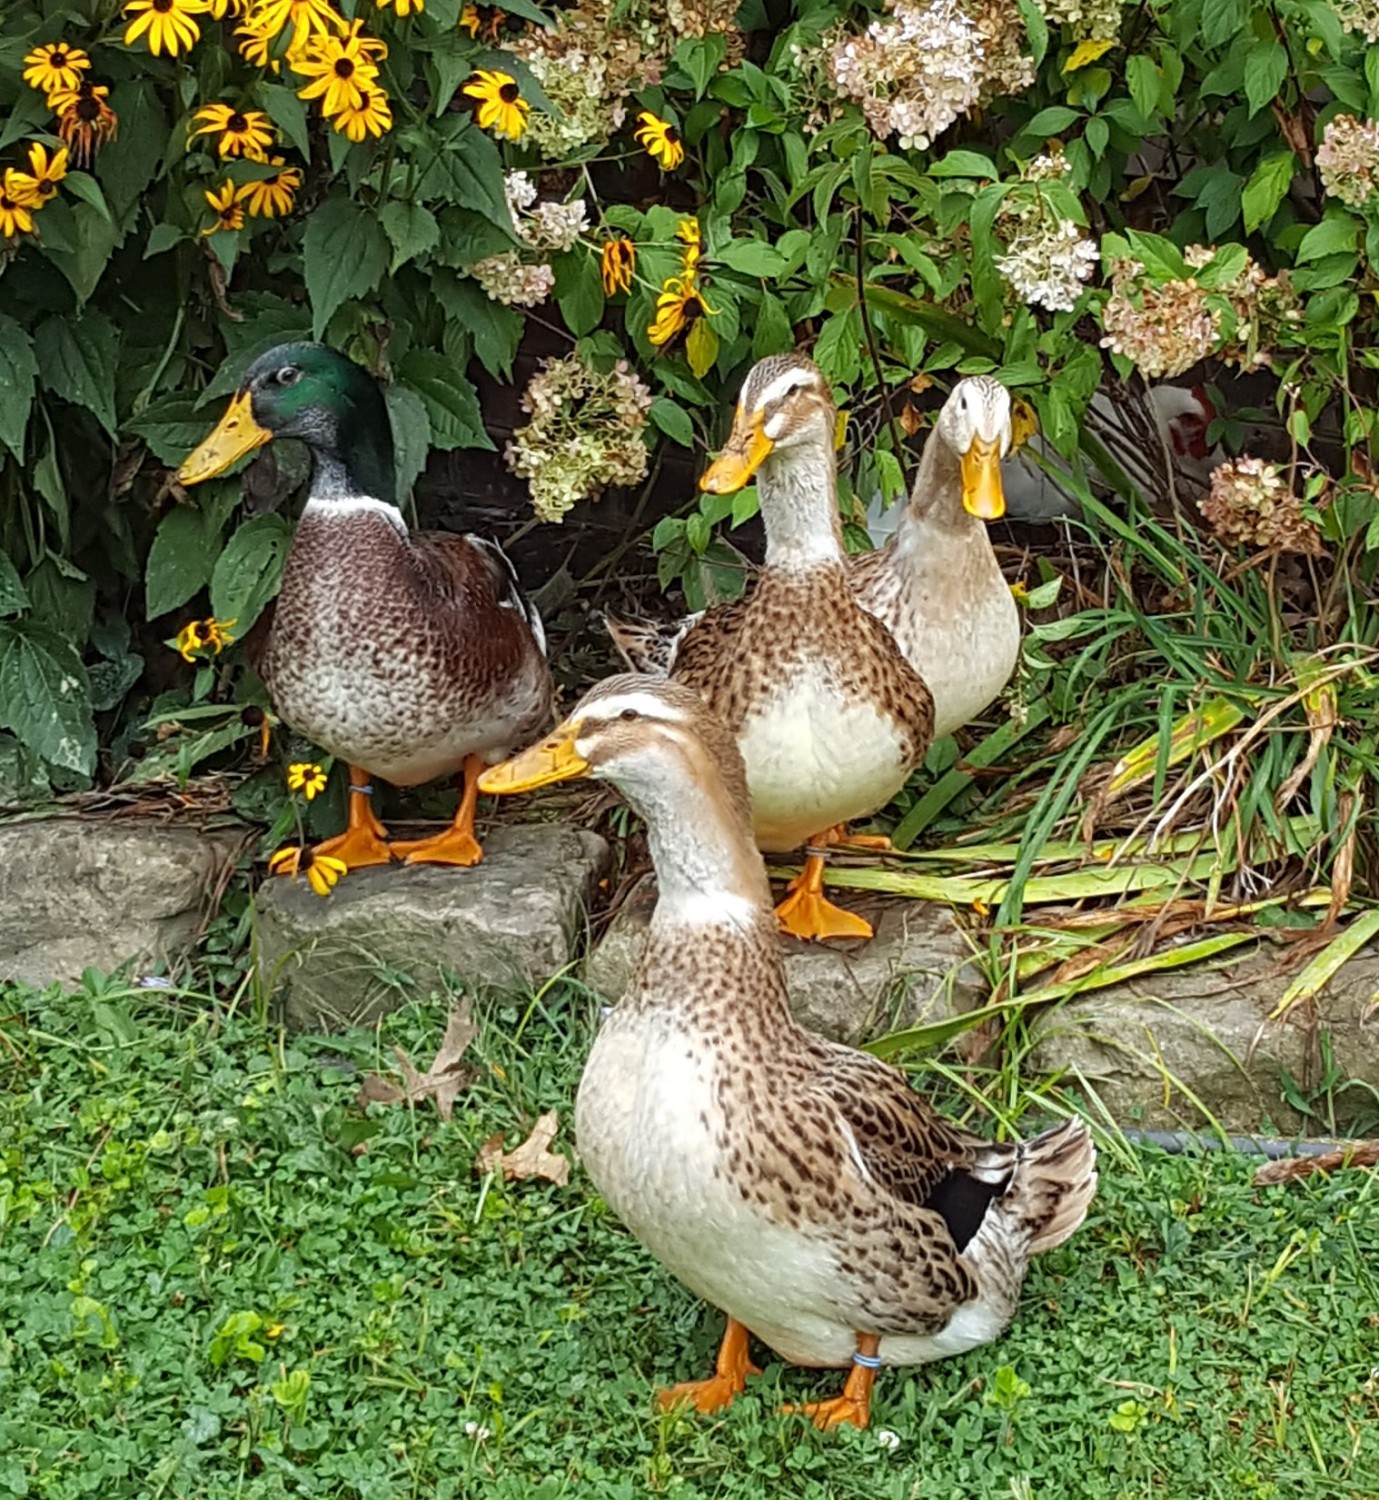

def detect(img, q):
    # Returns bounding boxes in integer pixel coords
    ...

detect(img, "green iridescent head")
[178,341,397,503]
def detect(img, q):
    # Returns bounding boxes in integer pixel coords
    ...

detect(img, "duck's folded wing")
[807,1049,994,1215]
[412,532,547,655]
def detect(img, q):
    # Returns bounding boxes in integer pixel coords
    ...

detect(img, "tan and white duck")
[609,354,933,943]
[480,676,1097,1430]
[851,376,1020,738]
[615,371,1022,745]
[178,342,552,874]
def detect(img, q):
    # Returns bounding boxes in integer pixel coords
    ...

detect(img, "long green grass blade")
[892,704,1051,849]
[1269,908,1379,1020]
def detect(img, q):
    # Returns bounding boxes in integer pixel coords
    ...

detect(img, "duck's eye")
[276,366,301,387]
[619,708,639,722]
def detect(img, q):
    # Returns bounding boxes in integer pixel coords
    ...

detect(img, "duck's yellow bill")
[178,390,272,486]
[960,437,1005,521]
[700,410,774,494]
[479,723,590,795]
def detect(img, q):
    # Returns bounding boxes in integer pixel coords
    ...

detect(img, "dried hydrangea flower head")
[1332,0,1379,41]
[1199,457,1324,555]
[1100,259,1220,379]
[812,0,1031,148]
[505,355,654,522]
[1317,114,1379,209]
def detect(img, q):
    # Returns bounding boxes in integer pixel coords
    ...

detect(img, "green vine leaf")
[0,620,96,777]
[303,198,390,339]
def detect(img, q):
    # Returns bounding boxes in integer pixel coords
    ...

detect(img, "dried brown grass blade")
[1254,1141,1379,1186]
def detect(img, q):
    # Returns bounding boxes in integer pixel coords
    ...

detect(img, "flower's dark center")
[193,623,212,642]
[0,195,16,211]
[153,0,173,13]
[76,98,100,121]
[228,111,248,132]
[665,125,680,143]
[334,57,355,77]
[499,81,520,103]
[50,47,68,63]
[38,180,57,198]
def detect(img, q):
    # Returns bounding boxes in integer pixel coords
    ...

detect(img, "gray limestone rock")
[584,876,986,1044]
[1028,940,1379,1134]
[0,817,248,986]
[257,823,610,1031]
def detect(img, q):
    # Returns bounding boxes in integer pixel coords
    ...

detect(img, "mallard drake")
[479,676,1097,1430]
[177,342,553,873]
[609,354,933,943]
[851,377,1020,738]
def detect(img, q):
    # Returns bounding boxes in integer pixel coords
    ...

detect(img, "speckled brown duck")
[479,675,1097,1431]
[851,376,1020,738]
[177,342,552,874]
[609,354,933,943]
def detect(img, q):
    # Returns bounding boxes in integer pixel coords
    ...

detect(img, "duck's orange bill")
[700,408,774,495]
[178,390,272,486]
[479,722,589,796]
[960,436,1005,521]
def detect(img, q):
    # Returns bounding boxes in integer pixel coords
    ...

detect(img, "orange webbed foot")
[285,766,392,872]
[774,886,874,942]
[390,754,485,868]
[657,1318,760,1416]
[779,1392,872,1431]
[780,1334,881,1431]
[389,828,484,867]
[774,837,874,942]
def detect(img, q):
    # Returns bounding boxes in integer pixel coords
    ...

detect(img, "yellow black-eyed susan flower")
[647,275,715,347]
[463,69,529,142]
[22,41,90,96]
[601,237,636,295]
[675,217,701,271]
[249,0,343,46]
[237,158,302,217]
[192,103,276,160]
[51,80,119,167]
[286,762,329,800]
[0,175,36,239]
[202,181,245,235]
[332,83,393,141]
[122,0,210,57]
[174,616,237,661]
[459,3,480,32]
[634,111,683,170]
[8,144,68,208]
[268,845,347,895]
[293,27,381,117]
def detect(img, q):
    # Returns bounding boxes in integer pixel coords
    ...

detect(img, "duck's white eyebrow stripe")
[754,369,812,409]
[585,689,690,724]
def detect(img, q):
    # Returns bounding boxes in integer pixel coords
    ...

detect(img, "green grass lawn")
[2,978,1377,1500]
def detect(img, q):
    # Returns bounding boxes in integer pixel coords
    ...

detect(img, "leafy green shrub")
[0,0,1376,820]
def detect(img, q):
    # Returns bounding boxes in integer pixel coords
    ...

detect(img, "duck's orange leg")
[304,765,393,870]
[781,1332,881,1431]
[774,826,874,941]
[657,1317,762,1415]
[389,755,485,867]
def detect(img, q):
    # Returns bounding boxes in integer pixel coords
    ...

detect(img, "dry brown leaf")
[354,1001,478,1121]
[474,1110,570,1186]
